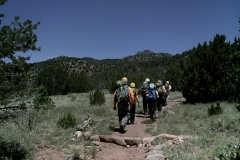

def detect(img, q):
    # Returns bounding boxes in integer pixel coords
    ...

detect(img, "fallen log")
[76,115,93,131]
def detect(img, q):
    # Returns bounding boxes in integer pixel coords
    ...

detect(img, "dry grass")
[146,101,240,159]
[1,91,239,159]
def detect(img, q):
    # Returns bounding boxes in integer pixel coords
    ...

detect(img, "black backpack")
[141,82,149,95]
[165,84,170,94]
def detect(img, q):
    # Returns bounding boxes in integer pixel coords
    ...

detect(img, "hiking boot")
[119,125,125,133]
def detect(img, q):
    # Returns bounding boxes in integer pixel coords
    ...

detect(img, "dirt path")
[94,98,186,160]
[33,98,185,160]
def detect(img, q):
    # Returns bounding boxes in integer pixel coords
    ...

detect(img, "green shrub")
[89,89,105,106]
[33,85,55,110]
[236,104,240,112]
[0,137,28,160]
[57,112,76,129]
[215,144,240,160]
[208,102,223,116]
[89,92,94,106]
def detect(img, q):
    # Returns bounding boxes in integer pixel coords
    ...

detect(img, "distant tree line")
[34,66,91,95]
[32,34,240,104]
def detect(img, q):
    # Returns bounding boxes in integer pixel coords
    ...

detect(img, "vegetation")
[236,104,240,112]
[89,89,105,106]
[1,91,239,159]
[57,112,76,129]
[0,92,119,159]
[0,0,41,119]
[31,51,180,94]
[30,35,240,105]
[208,102,223,116]
[0,136,27,160]
[145,100,240,160]
[1,0,240,159]
[0,1,54,159]
[34,65,91,95]
[215,144,240,160]
[181,35,240,103]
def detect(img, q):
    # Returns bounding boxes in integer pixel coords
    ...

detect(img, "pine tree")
[34,66,69,95]
[182,34,238,103]
[0,1,40,113]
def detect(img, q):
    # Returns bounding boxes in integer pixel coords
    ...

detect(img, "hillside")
[31,50,174,74]
[31,50,183,90]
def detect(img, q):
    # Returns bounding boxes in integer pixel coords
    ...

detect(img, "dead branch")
[76,115,93,131]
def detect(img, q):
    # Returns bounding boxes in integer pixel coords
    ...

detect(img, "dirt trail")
[33,98,186,160]
[94,98,186,160]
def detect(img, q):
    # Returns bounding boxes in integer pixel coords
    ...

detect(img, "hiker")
[141,78,150,116]
[113,77,134,133]
[146,83,159,122]
[155,80,166,113]
[163,81,172,106]
[129,82,140,124]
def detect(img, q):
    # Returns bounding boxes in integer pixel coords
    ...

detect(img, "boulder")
[99,135,127,147]
[90,135,100,141]
[83,131,92,140]
[124,137,142,146]
[145,153,165,160]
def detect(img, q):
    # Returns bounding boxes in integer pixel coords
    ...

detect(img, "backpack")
[115,80,129,102]
[165,83,170,94]
[141,82,149,95]
[131,87,138,102]
[156,82,164,96]
[146,85,157,101]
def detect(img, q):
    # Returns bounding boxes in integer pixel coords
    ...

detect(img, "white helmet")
[145,78,150,82]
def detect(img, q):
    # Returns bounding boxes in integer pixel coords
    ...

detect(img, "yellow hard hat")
[166,81,169,84]
[122,77,128,82]
[130,83,135,88]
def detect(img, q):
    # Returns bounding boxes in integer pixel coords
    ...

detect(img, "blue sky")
[1,0,240,63]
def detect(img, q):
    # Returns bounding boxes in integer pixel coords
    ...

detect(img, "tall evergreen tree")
[182,34,238,103]
[0,0,40,112]
[69,71,90,93]
[34,66,69,95]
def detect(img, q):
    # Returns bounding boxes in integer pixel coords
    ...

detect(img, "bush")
[215,144,240,160]
[0,137,28,160]
[208,102,223,116]
[89,89,105,106]
[33,85,55,110]
[57,112,76,129]
[236,104,240,112]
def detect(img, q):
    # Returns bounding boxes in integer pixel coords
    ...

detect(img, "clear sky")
[1,0,240,63]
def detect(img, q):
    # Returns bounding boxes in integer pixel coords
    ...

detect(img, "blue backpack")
[146,83,157,101]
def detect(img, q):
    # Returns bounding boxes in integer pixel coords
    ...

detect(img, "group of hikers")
[113,77,171,133]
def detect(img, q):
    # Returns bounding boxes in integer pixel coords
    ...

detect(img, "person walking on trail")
[113,77,134,133]
[146,83,159,122]
[141,78,150,116]
[129,82,140,124]
[155,80,166,113]
[163,81,172,106]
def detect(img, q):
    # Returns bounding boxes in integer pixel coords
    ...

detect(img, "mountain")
[30,50,184,91]
[31,50,176,75]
